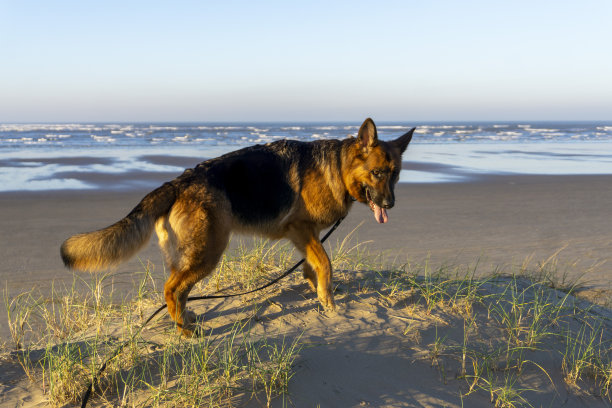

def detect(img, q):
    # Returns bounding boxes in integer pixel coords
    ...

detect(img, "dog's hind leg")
[164,270,198,335]
[156,202,230,336]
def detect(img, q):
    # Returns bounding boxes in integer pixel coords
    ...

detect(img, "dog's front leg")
[304,236,335,311]
[302,263,318,292]
[288,226,335,310]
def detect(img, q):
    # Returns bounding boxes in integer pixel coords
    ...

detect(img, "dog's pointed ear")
[390,127,415,154]
[357,118,378,152]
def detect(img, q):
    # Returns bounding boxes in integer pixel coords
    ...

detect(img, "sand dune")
[1,175,611,406]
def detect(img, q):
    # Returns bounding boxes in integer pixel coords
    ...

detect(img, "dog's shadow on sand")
[182,278,388,337]
[173,281,343,335]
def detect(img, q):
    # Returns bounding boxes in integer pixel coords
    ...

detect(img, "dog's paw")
[317,289,336,311]
[180,324,207,338]
[183,308,197,325]
[179,326,195,338]
[176,309,202,338]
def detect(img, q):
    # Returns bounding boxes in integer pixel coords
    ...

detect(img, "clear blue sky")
[1,1,611,122]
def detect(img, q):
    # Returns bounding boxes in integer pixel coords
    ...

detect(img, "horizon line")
[2,119,612,125]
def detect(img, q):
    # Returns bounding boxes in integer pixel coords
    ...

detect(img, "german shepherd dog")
[61,118,415,336]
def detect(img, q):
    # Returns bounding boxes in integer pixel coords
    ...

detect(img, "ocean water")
[1,122,611,191]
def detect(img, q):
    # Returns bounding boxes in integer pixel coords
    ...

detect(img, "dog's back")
[194,141,298,226]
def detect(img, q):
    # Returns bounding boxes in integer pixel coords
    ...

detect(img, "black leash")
[80,216,345,407]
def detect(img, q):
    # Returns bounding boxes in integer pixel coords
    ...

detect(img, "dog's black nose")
[381,198,394,209]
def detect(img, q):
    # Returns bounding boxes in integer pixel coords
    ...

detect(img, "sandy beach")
[1,173,611,407]
[2,173,611,335]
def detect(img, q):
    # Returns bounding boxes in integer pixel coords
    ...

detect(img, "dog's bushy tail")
[60,182,177,271]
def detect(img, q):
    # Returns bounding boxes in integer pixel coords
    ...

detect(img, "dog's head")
[345,118,414,224]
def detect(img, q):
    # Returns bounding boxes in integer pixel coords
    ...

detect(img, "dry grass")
[1,236,611,407]
[364,259,612,407]
[2,246,302,407]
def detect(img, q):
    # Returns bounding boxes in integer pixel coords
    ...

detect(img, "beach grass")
[2,237,611,407]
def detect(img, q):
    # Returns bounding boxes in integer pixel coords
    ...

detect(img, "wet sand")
[1,174,611,339]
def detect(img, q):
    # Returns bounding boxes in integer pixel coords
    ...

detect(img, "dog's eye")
[371,170,381,178]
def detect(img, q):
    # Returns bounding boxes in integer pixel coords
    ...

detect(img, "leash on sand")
[80,216,345,408]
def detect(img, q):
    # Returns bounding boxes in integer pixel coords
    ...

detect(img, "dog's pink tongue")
[373,203,388,224]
